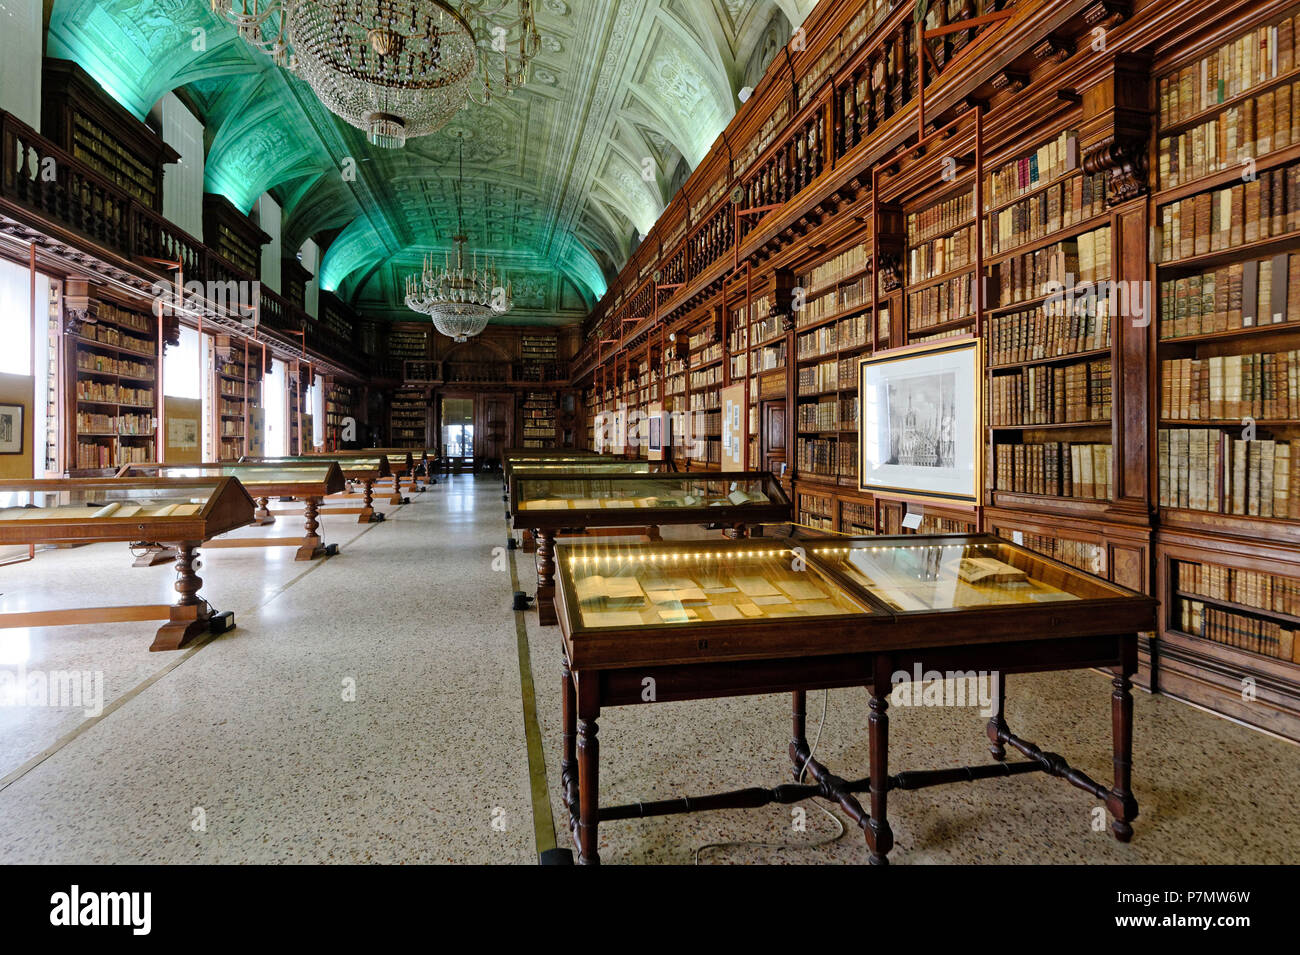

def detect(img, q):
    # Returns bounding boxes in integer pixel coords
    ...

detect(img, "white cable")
[692,690,847,864]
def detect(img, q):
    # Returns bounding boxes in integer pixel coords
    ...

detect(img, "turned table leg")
[577,712,600,865]
[561,657,578,835]
[986,671,1008,761]
[358,479,377,523]
[867,657,894,865]
[789,690,809,780]
[536,529,557,626]
[296,497,328,561]
[389,472,408,505]
[151,542,213,651]
[253,497,275,525]
[1107,637,1139,843]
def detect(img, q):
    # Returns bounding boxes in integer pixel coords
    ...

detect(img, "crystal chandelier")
[211,0,541,147]
[404,144,512,341]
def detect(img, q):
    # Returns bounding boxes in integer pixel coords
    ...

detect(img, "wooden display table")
[510,471,791,625]
[552,534,1157,864]
[118,463,345,560]
[241,455,392,523]
[307,450,416,504]
[0,477,255,650]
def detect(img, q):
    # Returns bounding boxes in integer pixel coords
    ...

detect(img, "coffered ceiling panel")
[47,0,815,323]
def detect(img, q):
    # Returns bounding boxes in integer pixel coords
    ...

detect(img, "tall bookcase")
[1150,4,1300,734]
[215,338,259,461]
[389,387,428,448]
[325,380,357,449]
[65,295,158,472]
[521,391,558,447]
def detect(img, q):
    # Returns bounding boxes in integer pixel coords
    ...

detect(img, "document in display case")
[550,533,1156,865]
[0,477,255,650]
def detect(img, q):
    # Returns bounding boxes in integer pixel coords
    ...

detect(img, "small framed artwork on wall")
[0,404,23,455]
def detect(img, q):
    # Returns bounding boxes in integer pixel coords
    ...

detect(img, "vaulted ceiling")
[48,0,814,324]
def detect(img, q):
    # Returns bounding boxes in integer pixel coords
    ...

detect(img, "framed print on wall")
[858,337,981,505]
[0,404,23,454]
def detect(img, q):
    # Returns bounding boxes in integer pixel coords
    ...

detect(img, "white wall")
[0,0,43,129]
[151,93,205,238]
[300,239,321,318]
[258,193,282,294]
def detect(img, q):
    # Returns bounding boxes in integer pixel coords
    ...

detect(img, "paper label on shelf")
[901,511,923,530]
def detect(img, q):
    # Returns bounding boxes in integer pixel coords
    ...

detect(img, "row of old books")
[984,129,1079,208]
[1158,427,1295,516]
[1177,559,1300,616]
[75,412,153,435]
[797,399,839,431]
[1157,164,1300,262]
[1159,254,1300,338]
[907,191,974,244]
[992,441,1113,500]
[984,171,1108,255]
[998,529,1105,575]
[985,298,1111,366]
[992,226,1111,307]
[909,226,973,281]
[1160,350,1300,420]
[907,273,974,330]
[797,359,838,394]
[989,358,1112,426]
[1158,12,1300,126]
[1179,600,1300,662]
[1159,80,1300,189]
[796,437,837,477]
[804,243,870,291]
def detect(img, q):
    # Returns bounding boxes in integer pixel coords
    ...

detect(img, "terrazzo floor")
[0,472,1296,864]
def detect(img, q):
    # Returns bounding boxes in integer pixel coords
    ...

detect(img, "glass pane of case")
[517,475,776,511]
[562,542,876,629]
[509,461,659,475]
[149,465,336,484]
[0,482,222,520]
[807,538,1126,612]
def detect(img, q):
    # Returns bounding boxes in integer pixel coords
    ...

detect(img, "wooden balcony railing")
[0,109,365,373]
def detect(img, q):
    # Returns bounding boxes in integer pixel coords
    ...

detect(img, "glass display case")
[552,533,1155,665]
[0,477,254,544]
[243,455,392,477]
[0,477,257,651]
[511,471,791,527]
[550,532,1159,867]
[117,462,345,560]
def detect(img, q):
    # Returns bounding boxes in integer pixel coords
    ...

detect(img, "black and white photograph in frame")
[0,403,22,454]
[858,338,981,505]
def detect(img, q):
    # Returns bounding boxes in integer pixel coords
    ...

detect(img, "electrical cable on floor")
[692,690,846,864]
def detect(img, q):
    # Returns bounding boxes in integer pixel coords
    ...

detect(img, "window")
[0,258,40,376]
[264,358,289,457]
[163,323,202,400]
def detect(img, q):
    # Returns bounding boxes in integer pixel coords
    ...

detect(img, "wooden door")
[762,400,786,476]
[476,393,513,467]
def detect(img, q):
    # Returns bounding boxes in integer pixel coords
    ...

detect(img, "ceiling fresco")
[47,0,815,323]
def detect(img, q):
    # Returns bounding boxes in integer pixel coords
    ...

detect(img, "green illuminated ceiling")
[48,0,813,323]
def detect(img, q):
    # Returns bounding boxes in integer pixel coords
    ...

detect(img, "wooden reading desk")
[510,471,791,625]
[118,463,345,560]
[551,534,1157,864]
[241,455,392,523]
[0,477,255,650]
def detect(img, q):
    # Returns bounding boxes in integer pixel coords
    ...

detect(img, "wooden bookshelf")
[389,387,428,448]
[1150,4,1300,737]
[41,59,179,212]
[521,391,558,448]
[64,289,159,472]
[325,380,357,450]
